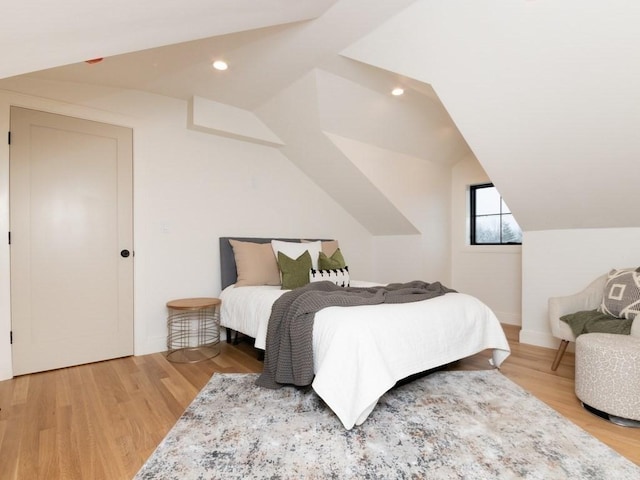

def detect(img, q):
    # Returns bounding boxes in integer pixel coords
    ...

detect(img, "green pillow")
[318,248,346,269]
[278,250,312,290]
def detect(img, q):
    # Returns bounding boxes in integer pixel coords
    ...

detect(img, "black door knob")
[120,249,130,258]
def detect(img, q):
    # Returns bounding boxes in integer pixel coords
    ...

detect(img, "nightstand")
[166,297,221,363]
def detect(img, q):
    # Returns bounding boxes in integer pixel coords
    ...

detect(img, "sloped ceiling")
[1,0,472,236]
[0,0,340,80]
[8,1,633,235]
[342,0,640,231]
[255,70,419,235]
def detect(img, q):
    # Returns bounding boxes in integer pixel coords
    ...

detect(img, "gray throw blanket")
[256,280,457,389]
[560,309,633,337]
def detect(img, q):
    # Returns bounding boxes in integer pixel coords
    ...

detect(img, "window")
[470,183,522,245]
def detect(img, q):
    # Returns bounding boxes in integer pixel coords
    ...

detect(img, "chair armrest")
[548,275,607,341]
[549,274,607,317]
[631,318,640,338]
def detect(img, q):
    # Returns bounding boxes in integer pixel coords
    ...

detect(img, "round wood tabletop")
[166,297,221,310]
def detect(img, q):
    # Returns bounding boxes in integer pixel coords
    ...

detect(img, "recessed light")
[391,88,404,96]
[212,60,228,71]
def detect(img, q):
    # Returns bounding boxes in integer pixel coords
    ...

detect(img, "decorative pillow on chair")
[598,267,640,320]
[309,266,350,287]
[318,248,346,269]
[277,251,312,290]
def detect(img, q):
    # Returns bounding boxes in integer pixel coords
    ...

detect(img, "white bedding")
[220,280,380,350]
[220,283,511,429]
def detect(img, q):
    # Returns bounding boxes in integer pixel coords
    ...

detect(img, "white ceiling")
[6,0,422,111]
[2,0,469,235]
[0,0,339,81]
[342,0,640,231]
[3,0,637,233]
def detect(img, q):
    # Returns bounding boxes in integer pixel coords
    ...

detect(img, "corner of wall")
[0,93,13,380]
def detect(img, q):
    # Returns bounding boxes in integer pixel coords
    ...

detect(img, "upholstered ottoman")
[575,333,640,424]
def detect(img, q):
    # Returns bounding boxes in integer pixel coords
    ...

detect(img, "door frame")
[0,99,136,380]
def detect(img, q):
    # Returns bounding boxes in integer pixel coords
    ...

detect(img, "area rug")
[135,370,640,479]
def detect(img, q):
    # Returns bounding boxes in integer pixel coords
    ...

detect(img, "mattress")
[220,283,511,429]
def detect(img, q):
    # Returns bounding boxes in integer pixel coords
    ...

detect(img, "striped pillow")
[309,267,350,288]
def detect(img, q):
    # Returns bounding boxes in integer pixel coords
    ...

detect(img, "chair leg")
[551,340,570,371]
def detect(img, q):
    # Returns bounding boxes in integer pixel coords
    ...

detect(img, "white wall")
[451,155,522,326]
[0,84,372,380]
[521,228,640,349]
[325,133,452,285]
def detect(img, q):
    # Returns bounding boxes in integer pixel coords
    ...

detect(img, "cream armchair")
[548,273,640,370]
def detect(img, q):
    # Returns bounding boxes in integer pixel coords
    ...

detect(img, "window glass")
[475,215,501,243]
[470,184,522,245]
[501,215,523,243]
[475,187,501,215]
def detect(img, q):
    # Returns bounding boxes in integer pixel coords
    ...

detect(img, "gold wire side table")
[166,297,221,363]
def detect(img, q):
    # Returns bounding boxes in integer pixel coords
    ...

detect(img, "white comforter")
[220,283,511,429]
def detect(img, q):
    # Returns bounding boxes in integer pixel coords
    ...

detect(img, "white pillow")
[271,240,322,269]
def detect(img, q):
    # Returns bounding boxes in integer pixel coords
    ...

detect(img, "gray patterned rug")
[135,370,640,479]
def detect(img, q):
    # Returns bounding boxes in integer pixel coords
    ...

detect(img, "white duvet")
[220,283,511,429]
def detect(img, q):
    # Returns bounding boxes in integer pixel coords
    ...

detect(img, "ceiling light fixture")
[212,60,228,71]
[391,87,404,96]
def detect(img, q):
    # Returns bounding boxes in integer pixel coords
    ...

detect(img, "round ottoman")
[575,333,640,425]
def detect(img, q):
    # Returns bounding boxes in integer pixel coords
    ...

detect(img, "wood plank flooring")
[0,326,638,479]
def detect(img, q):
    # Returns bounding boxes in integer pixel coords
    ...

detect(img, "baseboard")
[494,310,521,326]
[518,329,575,350]
[135,330,230,356]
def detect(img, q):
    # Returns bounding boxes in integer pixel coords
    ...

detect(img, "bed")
[219,237,511,429]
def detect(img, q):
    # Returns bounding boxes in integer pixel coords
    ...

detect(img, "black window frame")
[470,183,522,246]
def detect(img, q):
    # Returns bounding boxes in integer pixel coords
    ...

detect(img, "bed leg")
[225,327,232,343]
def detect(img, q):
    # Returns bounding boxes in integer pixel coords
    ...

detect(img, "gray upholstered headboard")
[219,237,331,290]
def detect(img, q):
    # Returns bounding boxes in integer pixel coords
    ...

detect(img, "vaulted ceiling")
[342,0,640,232]
[2,0,638,233]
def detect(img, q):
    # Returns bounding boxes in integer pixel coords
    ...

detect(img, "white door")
[10,107,133,375]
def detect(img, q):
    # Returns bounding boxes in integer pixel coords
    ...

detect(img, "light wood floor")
[0,326,638,479]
